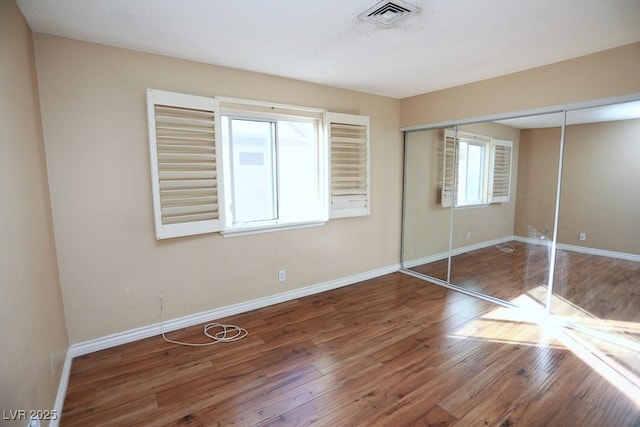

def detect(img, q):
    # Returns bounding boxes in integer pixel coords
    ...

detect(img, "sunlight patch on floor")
[447,286,640,409]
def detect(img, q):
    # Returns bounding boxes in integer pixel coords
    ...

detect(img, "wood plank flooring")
[410,241,552,303]
[410,242,640,385]
[410,241,640,324]
[61,273,640,426]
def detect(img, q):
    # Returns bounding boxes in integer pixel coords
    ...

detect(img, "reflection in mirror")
[448,117,561,306]
[550,101,640,377]
[401,100,640,395]
[402,127,454,282]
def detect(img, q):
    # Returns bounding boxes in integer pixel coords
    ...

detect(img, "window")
[147,89,370,239]
[442,129,513,208]
[221,115,324,231]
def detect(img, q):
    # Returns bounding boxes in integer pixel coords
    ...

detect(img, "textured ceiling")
[16,0,640,99]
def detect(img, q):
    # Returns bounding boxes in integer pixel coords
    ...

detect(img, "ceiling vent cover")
[359,0,420,27]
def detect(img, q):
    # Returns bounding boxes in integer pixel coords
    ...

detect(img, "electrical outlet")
[278,270,286,282]
[466,231,471,240]
[579,232,586,241]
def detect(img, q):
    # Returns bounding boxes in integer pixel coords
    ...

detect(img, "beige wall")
[516,119,640,254]
[514,127,562,240]
[0,0,68,421]
[403,129,450,262]
[403,122,520,262]
[400,43,640,128]
[560,119,640,253]
[32,34,402,344]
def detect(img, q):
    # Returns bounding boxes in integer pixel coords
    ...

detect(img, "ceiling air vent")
[359,0,420,27]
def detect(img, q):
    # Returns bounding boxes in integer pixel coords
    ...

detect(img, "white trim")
[68,263,400,357]
[50,349,72,427]
[556,243,640,263]
[221,220,326,238]
[402,251,449,269]
[510,236,639,262]
[216,96,326,114]
[402,236,513,269]
[407,236,640,269]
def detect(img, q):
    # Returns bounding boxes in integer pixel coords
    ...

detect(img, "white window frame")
[456,135,491,207]
[219,105,328,236]
[148,90,370,239]
[222,115,279,228]
[443,129,513,208]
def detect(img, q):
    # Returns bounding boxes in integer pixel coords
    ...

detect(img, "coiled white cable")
[495,242,515,253]
[160,297,248,347]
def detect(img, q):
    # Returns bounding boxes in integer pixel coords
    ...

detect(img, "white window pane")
[278,120,321,221]
[230,119,276,223]
[466,143,484,203]
[457,140,486,206]
[457,141,468,205]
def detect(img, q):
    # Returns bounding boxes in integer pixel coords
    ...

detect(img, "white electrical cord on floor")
[160,297,248,347]
[495,242,515,253]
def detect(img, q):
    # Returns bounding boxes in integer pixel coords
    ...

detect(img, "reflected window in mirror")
[442,129,513,208]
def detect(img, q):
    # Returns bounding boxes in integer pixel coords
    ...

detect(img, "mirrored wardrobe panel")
[448,115,563,307]
[401,98,640,383]
[550,101,640,375]
[402,127,454,282]
[403,112,566,309]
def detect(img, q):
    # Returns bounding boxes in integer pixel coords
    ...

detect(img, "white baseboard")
[405,235,639,269]
[556,242,640,262]
[512,236,640,262]
[402,252,448,269]
[403,236,513,269]
[50,349,72,427]
[68,263,400,358]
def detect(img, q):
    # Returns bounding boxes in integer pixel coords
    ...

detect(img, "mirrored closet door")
[402,127,454,283]
[448,118,560,307]
[402,112,565,309]
[549,101,640,377]
[401,98,640,381]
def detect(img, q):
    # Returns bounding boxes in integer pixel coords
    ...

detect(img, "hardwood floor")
[410,241,552,303]
[410,241,640,323]
[410,242,640,383]
[61,273,640,426]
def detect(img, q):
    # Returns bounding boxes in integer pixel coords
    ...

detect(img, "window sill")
[453,203,490,210]
[220,220,326,238]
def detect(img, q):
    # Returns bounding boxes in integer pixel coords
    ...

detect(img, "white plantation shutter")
[147,89,224,239]
[489,139,513,203]
[326,112,370,218]
[442,130,456,208]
